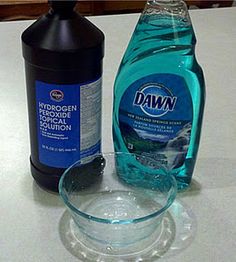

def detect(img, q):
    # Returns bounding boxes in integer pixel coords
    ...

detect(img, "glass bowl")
[59,152,177,255]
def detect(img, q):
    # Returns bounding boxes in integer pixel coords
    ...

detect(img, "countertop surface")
[0,7,236,262]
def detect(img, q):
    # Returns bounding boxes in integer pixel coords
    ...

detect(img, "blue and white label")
[36,78,101,168]
[119,74,193,169]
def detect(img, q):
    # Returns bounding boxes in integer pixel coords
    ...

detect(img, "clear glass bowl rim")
[59,152,177,225]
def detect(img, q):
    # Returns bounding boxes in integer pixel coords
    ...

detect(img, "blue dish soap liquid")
[113,0,205,190]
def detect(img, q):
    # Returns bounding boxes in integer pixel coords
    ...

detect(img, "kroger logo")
[133,83,177,117]
[50,90,64,102]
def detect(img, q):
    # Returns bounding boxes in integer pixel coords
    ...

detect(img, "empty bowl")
[59,152,177,255]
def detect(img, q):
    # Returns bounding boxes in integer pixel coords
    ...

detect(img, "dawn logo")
[133,83,177,117]
[50,90,64,102]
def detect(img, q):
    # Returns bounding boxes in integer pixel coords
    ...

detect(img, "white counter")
[0,7,236,262]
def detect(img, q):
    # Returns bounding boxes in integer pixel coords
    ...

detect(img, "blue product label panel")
[119,74,193,169]
[36,79,101,168]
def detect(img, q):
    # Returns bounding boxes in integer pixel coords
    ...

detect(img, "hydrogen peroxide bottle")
[22,0,104,191]
[113,0,205,190]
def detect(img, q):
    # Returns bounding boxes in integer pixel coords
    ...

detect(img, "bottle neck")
[148,0,182,4]
[145,0,190,24]
[146,0,186,8]
[48,0,77,17]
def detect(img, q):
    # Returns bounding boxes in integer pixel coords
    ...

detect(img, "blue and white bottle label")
[36,78,102,168]
[119,74,193,169]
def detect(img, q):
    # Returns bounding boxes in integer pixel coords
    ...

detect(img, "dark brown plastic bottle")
[22,0,104,192]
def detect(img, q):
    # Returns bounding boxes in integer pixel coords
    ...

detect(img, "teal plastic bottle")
[113,0,205,190]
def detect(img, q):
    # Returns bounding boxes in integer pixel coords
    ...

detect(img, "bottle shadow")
[177,178,202,198]
[195,157,236,189]
[20,172,63,207]
[32,180,64,208]
[177,157,236,197]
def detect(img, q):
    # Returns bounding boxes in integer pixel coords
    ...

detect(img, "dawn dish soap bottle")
[113,0,205,190]
[22,0,104,191]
